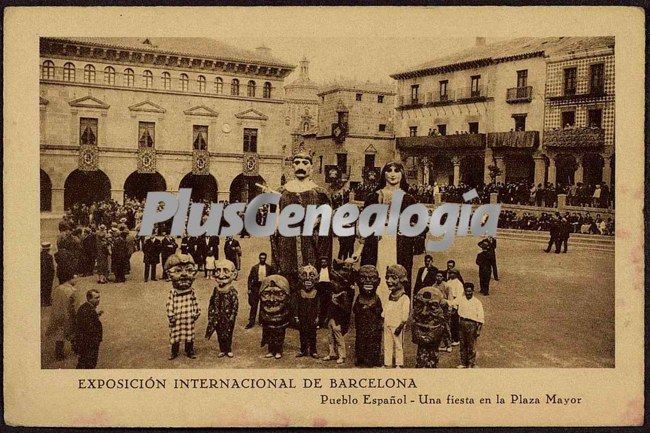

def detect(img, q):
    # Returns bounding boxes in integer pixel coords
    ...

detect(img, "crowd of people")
[498,210,615,236]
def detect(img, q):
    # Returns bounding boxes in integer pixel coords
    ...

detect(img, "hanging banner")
[78,144,99,171]
[192,149,210,175]
[137,147,156,173]
[242,152,259,176]
[362,166,380,184]
[324,165,342,184]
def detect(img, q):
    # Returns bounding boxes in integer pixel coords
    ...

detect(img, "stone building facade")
[302,81,396,187]
[391,37,615,189]
[39,37,294,212]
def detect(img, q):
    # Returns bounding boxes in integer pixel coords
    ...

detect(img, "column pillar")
[490,192,498,204]
[547,157,556,185]
[494,156,506,184]
[452,156,461,186]
[557,193,567,210]
[51,188,65,213]
[574,155,584,184]
[111,189,124,205]
[601,154,612,186]
[483,147,494,184]
[533,155,546,186]
[434,192,442,205]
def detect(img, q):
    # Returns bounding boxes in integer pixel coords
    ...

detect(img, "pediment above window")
[128,100,166,114]
[235,108,268,121]
[68,95,109,109]
[184,105,219,118]
[365,144,378,154]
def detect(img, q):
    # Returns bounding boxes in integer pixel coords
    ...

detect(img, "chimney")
[475,37,486,47]
[256,45,271,57]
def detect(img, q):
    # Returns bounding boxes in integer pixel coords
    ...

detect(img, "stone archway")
[179,172,219,202]
[429,155,454,186]
[64,169,111,210]
[229,174,266,204]
[41,169,52,212]
[505,153,534,184]
[460,155,485,187]
[582,153,604,186]
[124,171,167,201]
[555,154,577,187]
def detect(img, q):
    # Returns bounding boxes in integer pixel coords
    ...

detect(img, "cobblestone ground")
[41,219,614,369]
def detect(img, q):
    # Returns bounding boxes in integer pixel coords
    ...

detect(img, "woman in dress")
[360,161,417,299]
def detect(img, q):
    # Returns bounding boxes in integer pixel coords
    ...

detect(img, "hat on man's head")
[292,142,314,163]
[41,242,51,249]
[120,217,127,223]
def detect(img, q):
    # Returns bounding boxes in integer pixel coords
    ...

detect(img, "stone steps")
[495,228,614,252]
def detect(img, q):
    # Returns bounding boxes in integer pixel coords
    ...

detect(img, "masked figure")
[259,274,291,359]
[352,265,384,367]
[296,265,320,358]
[165,253,200,360]
[383,264,410,368]
[322,259,354,364]
[205,259,239,358]
[412,286,448,368]
[271,148,332,326]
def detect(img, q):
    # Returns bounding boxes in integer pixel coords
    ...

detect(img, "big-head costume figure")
[412,286,448,368]
[205,259,239,358]
[352,265,384,367]
[296,265,320,358]
[259,274,291,359]
[271,145,332,325]
[165,253,200,360]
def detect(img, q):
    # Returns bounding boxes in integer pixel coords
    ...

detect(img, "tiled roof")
[285,76,319,89]
[391,37,614,78]
[318,79,396,95]
[47,37,294,69]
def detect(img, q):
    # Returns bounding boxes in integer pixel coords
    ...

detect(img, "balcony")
[425,91,455,106]
[547,88,608,103]
[506,86,532,103]
[396,133,486,151]
[487,130,539,148]
[543,127,605,148]
[397,95,423,110]
[455,85,489,102]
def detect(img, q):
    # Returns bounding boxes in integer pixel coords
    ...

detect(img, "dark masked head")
[412,286,447,346]
[259,275,291,327]
[358,265,380,296]
[298,265,319,293]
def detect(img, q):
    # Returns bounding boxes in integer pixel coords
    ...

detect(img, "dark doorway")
[64,169,111,210]
[124,171,167,202]
[179,173,219,202]
[41,169,52,211]
[229,174,266,204]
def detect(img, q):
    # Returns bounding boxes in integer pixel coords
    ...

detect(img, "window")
[124,68,134,87]
[336,153,348,170]
[561,111,575,128]
[409,126,418,137]
[356,93,362,101]
[364,154,376,167]
[589,63,605,95]
[193,125,208,150]
[470,75,481,97]
[63,62,75,82]
[180,74,189,92]
[79,118,98,146]
[83,65,96,83]
[517,70,528,88]
[588,109,603,128]
[104,66,115,85]
[231,79,240,96]
[439,80,448,100]
[41,60,55,79]
[468,122,479,134]
[378,124,386,132]
[161,72,171,90]
[215,77,223,94]
[563,67,577,96]
[243,128,258,153]
[513,114,526,131]
[138,122,155,148]
[437,124,447,135]
[410,85,419,104]
[263,82,272,98]
[247,80,256,97]
[143,70,153,88]
[377,95,384,103]
[197,75,206,93]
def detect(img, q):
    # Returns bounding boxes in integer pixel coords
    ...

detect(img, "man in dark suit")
[207,235,220,260]
[485,236,499,280]
[558,217,571,253]
[160,234,178,280]
[544,215,560,253]
[74,289,103,369]
[476,240,493,295]
[40,242,55,307]
[142,235,161,281]
[442,259,464,283]
[224,236,241,271]
[111,231,129,283]
[246,252,275,328]
[413,254,438,296]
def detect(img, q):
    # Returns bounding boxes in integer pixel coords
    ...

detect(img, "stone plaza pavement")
[41,219,614,369]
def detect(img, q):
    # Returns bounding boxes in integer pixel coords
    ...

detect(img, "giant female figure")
[360,161,417,298]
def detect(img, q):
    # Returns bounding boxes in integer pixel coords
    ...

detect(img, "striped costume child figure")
[165,253,201,360]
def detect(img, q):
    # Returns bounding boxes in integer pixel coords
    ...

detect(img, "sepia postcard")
[3,5,645,427]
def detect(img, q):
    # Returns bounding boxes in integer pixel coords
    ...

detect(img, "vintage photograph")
[38,34,617,370]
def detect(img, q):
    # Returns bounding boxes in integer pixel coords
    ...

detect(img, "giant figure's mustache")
[295,169,307,175]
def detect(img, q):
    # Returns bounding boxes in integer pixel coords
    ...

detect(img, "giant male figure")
[271,147,332,324]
